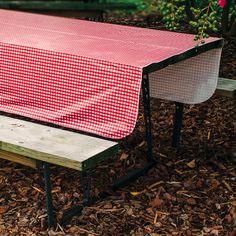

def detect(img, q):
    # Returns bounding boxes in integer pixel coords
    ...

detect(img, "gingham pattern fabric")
[149,48,222,104]
[0,10,222,139]
[0,42,142,139]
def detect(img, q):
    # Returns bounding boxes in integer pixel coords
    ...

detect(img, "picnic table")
[0,9,223,225]
[0,9,223,139]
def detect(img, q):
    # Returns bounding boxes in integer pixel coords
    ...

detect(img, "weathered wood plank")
[0,115,118,171]
[0,149,37,169]
[215,77,236,98]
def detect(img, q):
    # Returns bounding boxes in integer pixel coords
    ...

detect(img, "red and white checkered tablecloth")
[0,10,223,139]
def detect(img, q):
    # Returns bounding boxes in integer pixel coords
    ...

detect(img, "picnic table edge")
[143,39,223,74]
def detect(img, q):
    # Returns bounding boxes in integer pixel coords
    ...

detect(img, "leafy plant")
[154,0,236,43]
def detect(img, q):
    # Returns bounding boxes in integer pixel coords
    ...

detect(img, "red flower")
[218,0,226,8]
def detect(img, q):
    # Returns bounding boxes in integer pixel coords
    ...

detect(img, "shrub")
[148,0,236,43]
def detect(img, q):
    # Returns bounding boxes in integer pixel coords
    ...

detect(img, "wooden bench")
[215,77,236,98]
[0,114,119,226]
[0,113,155,226]
[0,115,118,171]
[0,0,138,18]
[172,77,236,147]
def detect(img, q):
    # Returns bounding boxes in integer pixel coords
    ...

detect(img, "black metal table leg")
[81,170,91,205]
[172,102,184,148]
[142,73,154,162]
[43,162,55,227]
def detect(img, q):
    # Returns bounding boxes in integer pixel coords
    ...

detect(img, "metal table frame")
[42,72,156,227]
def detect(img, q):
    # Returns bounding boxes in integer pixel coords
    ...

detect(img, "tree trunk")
[221,0,232,34]
[185,0,195,21]
[230,19,236,37]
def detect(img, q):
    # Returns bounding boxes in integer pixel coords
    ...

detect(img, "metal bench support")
[43,162,55,227]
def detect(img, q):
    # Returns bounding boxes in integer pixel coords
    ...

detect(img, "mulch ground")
[0,13,235,236]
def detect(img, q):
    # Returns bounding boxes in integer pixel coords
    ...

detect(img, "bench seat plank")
[215,77,236,98]
[0,115,118,171]
[0,150,38,169]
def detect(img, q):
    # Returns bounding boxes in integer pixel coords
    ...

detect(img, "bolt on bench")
[0,10,223,227]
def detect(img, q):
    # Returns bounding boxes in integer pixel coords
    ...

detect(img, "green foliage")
[157,0,185,30]
[138,0,158,13]
[142,0,236,43]
[190,2,221,43]
[115,0,144,10]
